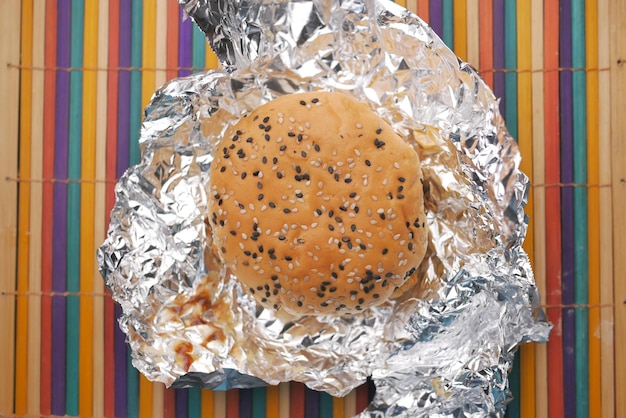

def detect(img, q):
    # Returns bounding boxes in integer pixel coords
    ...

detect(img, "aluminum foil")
[97,0,551,416]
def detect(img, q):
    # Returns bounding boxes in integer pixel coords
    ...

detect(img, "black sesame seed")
[285,256,293,261]
[358,298,365,304]
[398,176,406,182]
[299,100,306,105]
[312,98,319,103]
[297,134,303,142]
[230,230,236,236]
[258,124,265,130]
[344,178,352,184]
[328,210,334,217]
[241,172,247,179]
[295,165,302,173]
[250,287,255,294]
[382,248,388,255]
[376,128,382,134]
[334,173,340,181]
[359,243,366,250]
[365,159,371,166]
[288,132,296,137]
[262,156,268,164]
[246,137,253,143]
[339,205,347,211]
[397,194,405,199]
[284,208,291,214]
[264,134,270,141]
[328,224,335,231]
[277,172,283,179]
[257,181,263,189]
[374,139,385,149]
[263,116,270,123]
[258,245,264,253]
[314,144,321,152]
[328,166,334,174]
[351,224,356,232]
[349,192,357,198]
[354,206,360,213]
[373,293,380,299]
[295,192,304,198]
[301,151,307,158]
[258,193,264,200]
[315,208,323,215]
[329,287,337,293]
[342,237,350,242]
[264,125,271,132]
[280,145,287,151]
[379,213,386,220]
[332,272,338,279]
[297,301,303,307]
[271,274,278,280]
[269,202,276,208]
[273,157,278,164]
[278,235,286,241]
[220,166,226,172]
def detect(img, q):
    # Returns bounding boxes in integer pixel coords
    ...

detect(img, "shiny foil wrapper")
[97,0,551,415]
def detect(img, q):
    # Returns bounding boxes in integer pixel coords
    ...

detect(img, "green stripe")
[188,387,202,418]
[252,387,267,418]
[319,392,334,418]
[503,2,519,416]
[503,1,518,141]
[571,0,589,417]
[66,0,84,414]
[129,0,143,167]
[442,0,454,50]
[192,24,206,72]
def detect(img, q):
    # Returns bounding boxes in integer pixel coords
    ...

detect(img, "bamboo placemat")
[1,1,624,417]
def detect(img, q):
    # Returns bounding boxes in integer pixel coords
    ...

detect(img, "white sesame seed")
[276,137,283,143]
[370,220,378,225]
[248,203,255,210]
[305,122,311,129]
[382,178,388,185]
[289,263,294,270]
[393,162,400,169]
[376,166,383,172]
[311,223,318,228]
[289,117,296,123]
[301,225,308,230]
[241,233,248,239]
[398,252,404,259]
[240,209,247,214]
[356,123,363,129]
[371,195,378,201]
[393,233,401,240]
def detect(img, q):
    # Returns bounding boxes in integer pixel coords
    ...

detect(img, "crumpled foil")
[97,0,551,416]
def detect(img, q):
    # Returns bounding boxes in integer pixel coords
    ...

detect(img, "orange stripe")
[79,0,99,414]
[15,0,34,412]
[167,0,179,82]
[417,0,429,23]
[544,0,564,415]
[266,385,280,417]
[478,0,493,88]
[585,0,602,414]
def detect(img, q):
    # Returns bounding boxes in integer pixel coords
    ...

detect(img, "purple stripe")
[114,304,128,418]
[51,0,71,414]
[117,0,132,177]
[492,0,505,116]
[239,389,253,418]
[305,387,320,418]
[559,0,576,417]
[179,8,194,77]
[114,2,132,416]
[428,0,443,40]
[176,389,189,418]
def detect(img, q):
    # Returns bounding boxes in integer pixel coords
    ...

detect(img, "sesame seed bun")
[208,92,427,316]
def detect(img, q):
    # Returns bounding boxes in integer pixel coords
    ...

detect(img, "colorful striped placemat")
[1,1,623,417]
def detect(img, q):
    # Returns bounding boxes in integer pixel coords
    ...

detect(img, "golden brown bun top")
[208,92,427,316]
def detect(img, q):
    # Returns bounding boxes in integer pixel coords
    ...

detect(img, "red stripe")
[355,383,369,414]
[167,0,179,82]
[104,0,120,416]
[226,389,240,418]
[544,0,564,416]
[289,383,305,418]
[478,0,493,88]
[163,387,176,417]
[40,0,58,414]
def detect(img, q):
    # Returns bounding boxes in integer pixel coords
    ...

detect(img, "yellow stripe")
[465,0,479,67]
[453,0,467,61]
[156,0,168,88]
[597,0,614,416]
[214,390,227,418]
[279,382,290,418]
[516,0,535,416]
[0,0,20,414]
[206,43,219,70]
[529,0,547,416]
[152,383,164,418]
[143,0,157,109]
[394,0,406,8]
[15,0,34,412]
[139,375,154,418]
[92,0,109,416]
[585,0,602,416]
[28,0,45,415]
[79,0,99,415]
